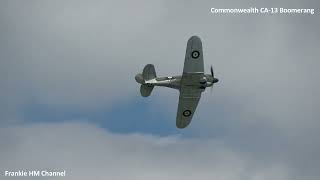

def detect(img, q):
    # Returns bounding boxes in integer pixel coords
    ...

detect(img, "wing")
[183,36,204,73]
[176,36,204,128]
[176,86,202,128]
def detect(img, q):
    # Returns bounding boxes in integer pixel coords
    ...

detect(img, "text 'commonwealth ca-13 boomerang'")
[135,36,219,128]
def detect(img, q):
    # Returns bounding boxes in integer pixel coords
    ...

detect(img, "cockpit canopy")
[156,76,174,81]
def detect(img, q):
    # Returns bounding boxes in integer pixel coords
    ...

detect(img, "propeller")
[210,65,218,93]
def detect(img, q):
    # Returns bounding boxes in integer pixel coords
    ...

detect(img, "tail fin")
[143,64,157,81]
[135,73,144,84]
[140,84,154,97]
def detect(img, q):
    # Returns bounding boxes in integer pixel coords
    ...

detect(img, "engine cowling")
[200,77,207,84]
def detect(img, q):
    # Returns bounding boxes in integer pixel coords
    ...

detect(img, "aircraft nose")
[213,78,219,83]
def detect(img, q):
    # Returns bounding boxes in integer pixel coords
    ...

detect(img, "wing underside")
[176,36,205,128]
[176,87,202,128]
[183,36,204,73]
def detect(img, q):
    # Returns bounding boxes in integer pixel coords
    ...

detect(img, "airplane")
[135,36,219,128]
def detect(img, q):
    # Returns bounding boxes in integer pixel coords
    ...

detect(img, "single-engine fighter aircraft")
[135,36,219,128]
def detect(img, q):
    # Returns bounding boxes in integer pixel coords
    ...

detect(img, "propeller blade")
[210,66,214,77]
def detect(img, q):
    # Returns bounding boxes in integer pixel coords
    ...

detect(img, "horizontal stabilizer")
[140,84,154,97]
[143,64,157,81]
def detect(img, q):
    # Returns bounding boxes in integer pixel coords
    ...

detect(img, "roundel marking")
[191,51,200,59]
[182,110,192,117]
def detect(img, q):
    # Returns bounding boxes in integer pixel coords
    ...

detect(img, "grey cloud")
[1,0,320,179]
[1,0,319,111]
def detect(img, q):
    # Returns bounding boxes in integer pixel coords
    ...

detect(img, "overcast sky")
[1,0,320,179]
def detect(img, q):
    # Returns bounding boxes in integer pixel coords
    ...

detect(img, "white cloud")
[0,122,295,180]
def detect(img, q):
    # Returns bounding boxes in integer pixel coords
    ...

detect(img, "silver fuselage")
[143,74,215,90]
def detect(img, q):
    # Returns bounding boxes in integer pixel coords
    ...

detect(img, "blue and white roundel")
[183,110,192,117]
[191,51,200,59]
